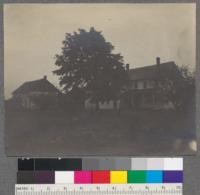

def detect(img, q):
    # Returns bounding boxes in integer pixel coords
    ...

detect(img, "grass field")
[5,109,196,156]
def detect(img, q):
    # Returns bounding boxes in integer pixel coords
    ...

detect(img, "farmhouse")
[11,76,61,110]
[123,57,177,110]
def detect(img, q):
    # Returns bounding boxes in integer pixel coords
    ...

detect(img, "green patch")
[128,171,146,183]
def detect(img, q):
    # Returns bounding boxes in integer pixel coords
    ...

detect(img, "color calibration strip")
[17,170,183,184]
[17,158,183,184]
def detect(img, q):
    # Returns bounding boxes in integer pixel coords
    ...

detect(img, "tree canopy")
[53,27,128,107]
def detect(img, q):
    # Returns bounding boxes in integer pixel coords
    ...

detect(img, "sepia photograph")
[4,3,196,156]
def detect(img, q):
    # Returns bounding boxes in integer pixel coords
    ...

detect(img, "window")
[137,81,144,89]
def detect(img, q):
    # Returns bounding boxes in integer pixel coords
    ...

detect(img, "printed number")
[129,186,133,190]
[176,186,182,190]
[162,186,166,190]
[112,186,117,190]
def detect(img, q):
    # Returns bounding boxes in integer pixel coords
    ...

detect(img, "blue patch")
[146,171,163,183]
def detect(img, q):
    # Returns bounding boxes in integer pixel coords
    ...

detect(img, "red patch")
[92,171,110,183]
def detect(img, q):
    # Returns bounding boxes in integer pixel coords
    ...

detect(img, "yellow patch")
[110,171,127,184]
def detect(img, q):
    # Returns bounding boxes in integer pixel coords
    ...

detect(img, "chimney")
[126,64,130,71]
[156,57,160,65]
[43,75,47,80]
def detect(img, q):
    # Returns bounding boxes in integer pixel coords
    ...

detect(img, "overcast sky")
[4,3,196,99]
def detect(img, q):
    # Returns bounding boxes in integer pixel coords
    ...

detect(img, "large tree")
[53,27,127,109]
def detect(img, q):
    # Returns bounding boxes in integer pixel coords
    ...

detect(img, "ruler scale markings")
[15,184,182,195]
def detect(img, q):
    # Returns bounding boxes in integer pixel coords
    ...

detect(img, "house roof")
[128,61,177,81]
[12,77,61,95]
